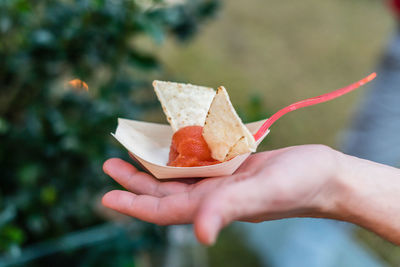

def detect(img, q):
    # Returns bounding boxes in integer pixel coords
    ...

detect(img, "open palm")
[102,145,341,244]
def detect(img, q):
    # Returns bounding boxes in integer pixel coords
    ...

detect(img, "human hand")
[102,145,346,245]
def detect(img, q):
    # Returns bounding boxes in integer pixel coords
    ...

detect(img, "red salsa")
[168,126,221,167]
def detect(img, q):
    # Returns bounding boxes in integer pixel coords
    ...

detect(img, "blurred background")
[1,0,400,266]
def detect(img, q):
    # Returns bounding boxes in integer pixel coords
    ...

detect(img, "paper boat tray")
[112,119,269,179]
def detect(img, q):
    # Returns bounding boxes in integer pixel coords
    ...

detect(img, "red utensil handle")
[253,72,377,141]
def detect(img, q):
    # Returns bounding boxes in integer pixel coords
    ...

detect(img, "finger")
[102,190,198,225]
[161,177,203,185]
[103,158,188,197]
[194,178,265,245]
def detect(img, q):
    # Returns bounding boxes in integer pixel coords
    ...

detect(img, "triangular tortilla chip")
[202,86,256,162]
[153,80,216,132]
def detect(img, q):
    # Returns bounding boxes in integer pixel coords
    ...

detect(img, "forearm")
[330,153,400,244]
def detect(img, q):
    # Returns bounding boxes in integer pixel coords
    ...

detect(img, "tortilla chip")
[202,86,256,162]
[153,80,216,132]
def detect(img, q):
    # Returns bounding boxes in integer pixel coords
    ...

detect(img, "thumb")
[194,178,263,245]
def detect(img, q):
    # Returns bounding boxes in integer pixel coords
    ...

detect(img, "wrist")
[312,149,356,219]
[320,151,397,223]
[303,147,400,244]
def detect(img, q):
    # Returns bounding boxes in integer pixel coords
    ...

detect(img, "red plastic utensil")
[253,73,377,141]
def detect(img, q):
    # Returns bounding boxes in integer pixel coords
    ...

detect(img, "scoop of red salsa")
[168,126,221,167]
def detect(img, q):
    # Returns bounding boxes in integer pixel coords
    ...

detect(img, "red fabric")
[390,0,400,17]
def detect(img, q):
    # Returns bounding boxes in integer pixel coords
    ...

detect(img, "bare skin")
[102,145,400,245]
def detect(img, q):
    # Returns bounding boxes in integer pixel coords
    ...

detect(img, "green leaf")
[40,186,57,205]
[18,163,41,186]
[0,224,25,244]
[129,51,160,70]
[0,117,9,134]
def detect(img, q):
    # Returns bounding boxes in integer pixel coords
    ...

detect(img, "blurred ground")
[145,0,399,266]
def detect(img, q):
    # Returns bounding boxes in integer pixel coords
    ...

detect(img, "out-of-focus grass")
[157,0,392,150]
[140,0,400,265]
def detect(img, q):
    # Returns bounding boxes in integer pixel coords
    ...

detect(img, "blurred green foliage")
[208,226,264,267]
[0,0,219,263]
[237,94,272,123]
